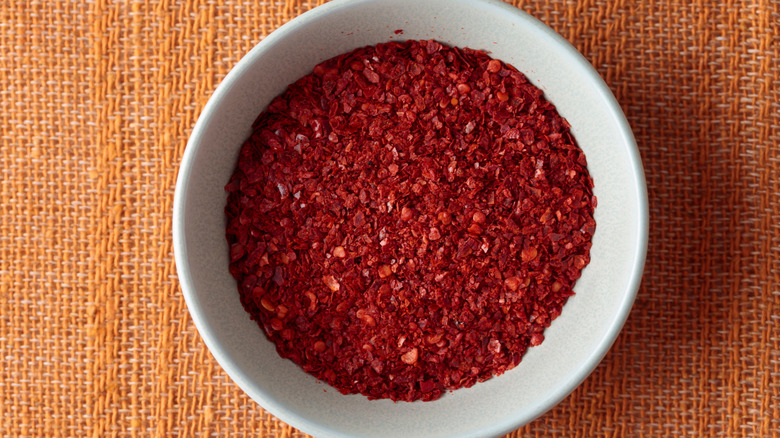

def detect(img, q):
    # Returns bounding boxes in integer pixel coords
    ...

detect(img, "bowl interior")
[173,0,648,437]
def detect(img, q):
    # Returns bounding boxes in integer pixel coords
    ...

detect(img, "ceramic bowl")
[173,0,648,436]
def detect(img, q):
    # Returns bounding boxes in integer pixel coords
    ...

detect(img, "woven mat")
[1,0,778,436]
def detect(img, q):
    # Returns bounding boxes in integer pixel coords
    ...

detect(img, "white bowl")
[173,0,648,436]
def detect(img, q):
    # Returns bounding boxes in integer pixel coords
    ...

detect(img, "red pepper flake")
[400,206,414,221]
[225,40,595,402]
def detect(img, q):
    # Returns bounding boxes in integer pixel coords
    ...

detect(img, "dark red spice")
[225,40,595,402]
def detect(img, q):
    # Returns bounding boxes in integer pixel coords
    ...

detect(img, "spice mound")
[225,40,595,402]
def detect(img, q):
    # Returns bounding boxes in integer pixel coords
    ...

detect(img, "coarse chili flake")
[225,39,596,402]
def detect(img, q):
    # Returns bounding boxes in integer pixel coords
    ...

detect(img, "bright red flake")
[225,40,595,402]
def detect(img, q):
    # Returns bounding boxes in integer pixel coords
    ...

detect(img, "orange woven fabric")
[1,0,778,436]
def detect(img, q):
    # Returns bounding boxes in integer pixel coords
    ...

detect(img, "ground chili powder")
[225,40,596,402]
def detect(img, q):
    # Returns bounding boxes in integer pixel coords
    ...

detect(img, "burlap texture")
[1,0,778,436]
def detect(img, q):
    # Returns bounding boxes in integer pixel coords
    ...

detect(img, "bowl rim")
[173,0,649,436]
